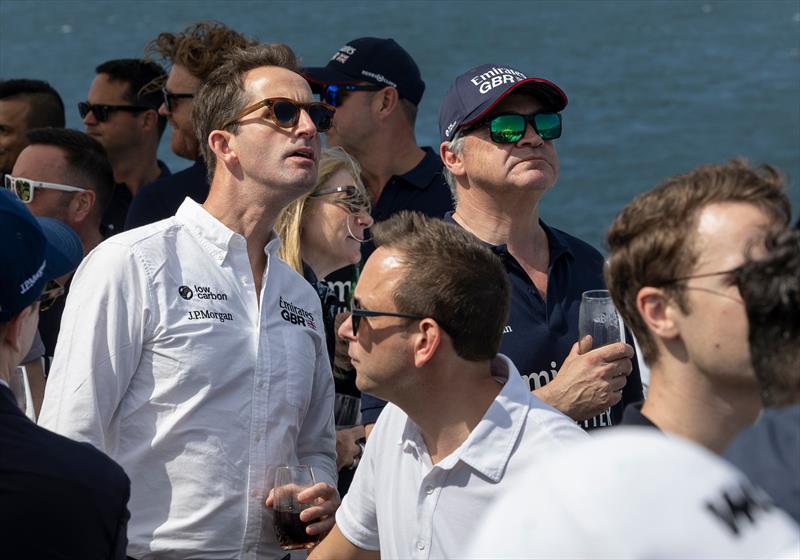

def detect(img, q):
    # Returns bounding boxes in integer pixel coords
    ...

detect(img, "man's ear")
[373,87,399,120]
[140,109,159,133]
[208,130,237,170]
[440,140,465,179]
[70,189,96,224]
[637,286,680,341]
[413,318,442,368]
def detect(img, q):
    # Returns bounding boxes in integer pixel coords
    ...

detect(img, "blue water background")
[2,0,798,249]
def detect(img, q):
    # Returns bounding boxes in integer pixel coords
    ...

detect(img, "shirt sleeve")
[334,412,382,551]
[38,240,151,454]
[295,322,338,491]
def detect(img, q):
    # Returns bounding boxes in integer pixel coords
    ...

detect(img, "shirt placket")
[238,243,271,558]
[413,463,445,560]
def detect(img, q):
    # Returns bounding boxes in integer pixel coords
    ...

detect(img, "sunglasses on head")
[311,185,371,214]
[319,84,383,107]
[78,101,153,122]
[161,87,194,112]
[222,97,335,132]
[4,175,87,203]
[350,302,424,336]
[469,112,562,144]
[37,280,65,312]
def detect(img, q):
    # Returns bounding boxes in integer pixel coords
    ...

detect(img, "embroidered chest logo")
[279,296,317,330]
[178,284,228,301]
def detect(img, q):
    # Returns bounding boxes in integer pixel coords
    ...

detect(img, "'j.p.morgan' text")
[188,310,234,323]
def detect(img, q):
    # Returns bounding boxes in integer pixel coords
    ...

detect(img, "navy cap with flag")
[0,189,83,322]
[439,63,568,142]
[303,37,426,106]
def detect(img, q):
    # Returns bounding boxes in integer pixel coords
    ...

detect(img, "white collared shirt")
[39,199,336,559]
[335,355,587,559]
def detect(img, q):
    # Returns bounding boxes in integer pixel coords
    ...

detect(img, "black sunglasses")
[161,87,194,112]
[468,112,562,143]
[350,305,424,336]
[78,101,152,122]
[36,280,65,312]
[222,97,335,133]
[319,84,383,107]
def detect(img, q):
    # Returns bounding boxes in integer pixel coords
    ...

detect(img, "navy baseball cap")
[303,37,426,106]
[439,63,568,142]
[0,190,83,322]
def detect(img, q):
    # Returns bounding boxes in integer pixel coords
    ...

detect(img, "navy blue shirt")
[620,400,659,429]
[102,160,170,237]
[361,215,643,430]
[124,158,208,230]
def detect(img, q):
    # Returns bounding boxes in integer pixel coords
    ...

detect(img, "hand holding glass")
[578,290,626,354]
[272,465,320,550]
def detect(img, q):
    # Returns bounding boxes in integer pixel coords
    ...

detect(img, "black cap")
[303,37,426,106]
[439,63,567,142]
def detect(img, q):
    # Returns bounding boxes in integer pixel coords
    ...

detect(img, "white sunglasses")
[4,174,87,203]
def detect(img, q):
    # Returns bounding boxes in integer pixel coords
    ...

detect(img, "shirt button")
[425,486,433,495]
[416,541,425,550]
[255,434,261,443]
[257,380,264,389]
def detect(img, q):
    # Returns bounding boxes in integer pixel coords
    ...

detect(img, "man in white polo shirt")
[309,211,586,560]
[39,44,339,559]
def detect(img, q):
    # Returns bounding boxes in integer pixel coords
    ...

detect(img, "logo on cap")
[332,44,356,64]
[445,121,458,139]
[470,67,527,95]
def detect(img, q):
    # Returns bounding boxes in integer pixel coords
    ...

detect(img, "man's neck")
[454,187,546,248]
[392,359,502,464]
[642,361,761,454]
[342,133,425,206]
[109,146,162,195]
[77,221,105,253]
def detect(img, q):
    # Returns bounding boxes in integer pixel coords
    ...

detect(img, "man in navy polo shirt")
[436,64,642,430]
[304,38,454,432]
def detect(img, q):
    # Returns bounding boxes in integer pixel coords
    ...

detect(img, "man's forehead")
[244,66,311,98]
[0,97,32,122]
[356,246,406,300]
[13,144,69,175]
[691,202,771,266]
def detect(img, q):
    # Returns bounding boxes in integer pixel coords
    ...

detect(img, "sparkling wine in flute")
[272,465,320,550]
[578,290,625,353]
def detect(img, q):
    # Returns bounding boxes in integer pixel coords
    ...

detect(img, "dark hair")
[145,21,257,82]
[372,211,509,361]
[605,158,791,364]
[737,228,800,407]
[95,59,167,136]
[192,43,298,180]
[0,79,65,129]
[25,128,114,218]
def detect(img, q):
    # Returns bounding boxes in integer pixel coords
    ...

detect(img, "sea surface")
[2,0,798,248]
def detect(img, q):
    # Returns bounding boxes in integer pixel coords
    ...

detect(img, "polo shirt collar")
[443,211,575,263]
[399,355,530,482]
[397,147,441,190]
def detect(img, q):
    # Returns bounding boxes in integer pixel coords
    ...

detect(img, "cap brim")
[303,66,368,93]
[462,78,568,128]
[37,217,83,280]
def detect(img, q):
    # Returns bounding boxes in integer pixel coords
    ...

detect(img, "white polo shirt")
[335,355,587,559]
[39,199,336,559]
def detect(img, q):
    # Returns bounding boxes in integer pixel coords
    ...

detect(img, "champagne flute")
[578,290,626,353]
[272,465,320,550]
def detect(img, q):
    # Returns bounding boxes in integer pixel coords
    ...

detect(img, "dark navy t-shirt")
[102,160,170,237]
[124,158,208,230]
[361,214,643,430]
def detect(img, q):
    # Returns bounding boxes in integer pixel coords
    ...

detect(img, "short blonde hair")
[277,147,369,274]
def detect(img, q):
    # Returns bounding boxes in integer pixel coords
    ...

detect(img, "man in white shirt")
[39,44,339,559]
[309,211,587,560]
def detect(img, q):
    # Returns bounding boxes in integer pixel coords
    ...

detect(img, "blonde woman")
[277,147,373,494]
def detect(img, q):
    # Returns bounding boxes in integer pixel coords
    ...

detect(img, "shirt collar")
[396,147,443,191]
[399,355,531,482]
[444,211,575,263]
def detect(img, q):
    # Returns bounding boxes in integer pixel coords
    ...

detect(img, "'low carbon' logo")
[178,285,194,300]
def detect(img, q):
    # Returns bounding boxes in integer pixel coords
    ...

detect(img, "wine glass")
[578,290,626,353]
[272,465,320,550]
